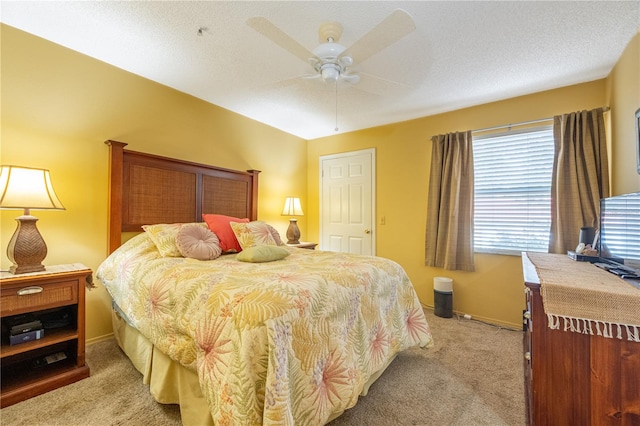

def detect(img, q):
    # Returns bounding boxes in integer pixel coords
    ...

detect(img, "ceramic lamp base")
[7,214,47,274]
[286,218,301,245]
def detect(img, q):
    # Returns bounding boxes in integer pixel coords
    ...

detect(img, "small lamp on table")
[281,197,304,245]
[0,165,65,274]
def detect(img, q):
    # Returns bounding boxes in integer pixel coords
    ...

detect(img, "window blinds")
[473,126,554,254]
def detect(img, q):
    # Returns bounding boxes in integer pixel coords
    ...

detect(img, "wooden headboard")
[105,140,260,254]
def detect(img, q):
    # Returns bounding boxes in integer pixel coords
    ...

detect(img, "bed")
[97,141,433,425]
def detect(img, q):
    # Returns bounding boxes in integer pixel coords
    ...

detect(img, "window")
[473,126,554,255]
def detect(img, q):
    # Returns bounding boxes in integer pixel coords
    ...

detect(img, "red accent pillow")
[202,214,249,253]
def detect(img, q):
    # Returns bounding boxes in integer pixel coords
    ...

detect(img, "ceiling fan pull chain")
[335,79,339,132]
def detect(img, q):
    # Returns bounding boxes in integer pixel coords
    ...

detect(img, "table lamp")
[0,165,65,274]
[281,196,304,244]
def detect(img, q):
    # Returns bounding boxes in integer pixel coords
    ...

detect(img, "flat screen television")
[599,191,640,273]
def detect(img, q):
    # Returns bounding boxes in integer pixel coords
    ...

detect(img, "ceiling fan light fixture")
[320,64,340,83]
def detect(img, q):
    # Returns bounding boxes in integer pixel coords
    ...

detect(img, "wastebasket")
[434,277,453,318]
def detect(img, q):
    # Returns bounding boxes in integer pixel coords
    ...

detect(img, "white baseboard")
[86,332,114,346]
[422,303,522,331]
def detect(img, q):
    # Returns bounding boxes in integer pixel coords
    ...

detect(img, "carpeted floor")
[0,308,525,425]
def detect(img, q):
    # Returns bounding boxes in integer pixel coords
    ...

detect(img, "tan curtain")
[425,131,475,271]
[548,108,610,254]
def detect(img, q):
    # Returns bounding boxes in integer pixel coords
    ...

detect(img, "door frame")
[319,148,376,255]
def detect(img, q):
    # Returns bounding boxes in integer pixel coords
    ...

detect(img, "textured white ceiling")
[1,1,639,140]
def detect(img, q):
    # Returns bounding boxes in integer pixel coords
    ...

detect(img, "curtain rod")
[471,106,610,134]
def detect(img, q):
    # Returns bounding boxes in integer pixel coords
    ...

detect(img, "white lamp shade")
[0,165,65,210]
[281,197,304,216]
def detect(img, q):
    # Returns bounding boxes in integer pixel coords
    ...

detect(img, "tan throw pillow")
[176,223,222,260]
[236,245,290,263]
[142,222,208,257]
[230,221,277,250]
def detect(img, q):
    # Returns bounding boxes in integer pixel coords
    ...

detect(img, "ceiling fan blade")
[352,71,412,97]
[341,73,360,84]
[250,74,319,94]
[247,17,317,64]
[342,9,416,64]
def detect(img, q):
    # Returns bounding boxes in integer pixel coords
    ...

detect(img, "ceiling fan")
[246,9,416,91]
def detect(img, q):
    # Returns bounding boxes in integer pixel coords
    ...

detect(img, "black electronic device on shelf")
[38,307,73,329]
[2,313,45,346]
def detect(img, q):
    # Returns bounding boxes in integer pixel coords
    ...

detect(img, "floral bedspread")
[97,233,433,425]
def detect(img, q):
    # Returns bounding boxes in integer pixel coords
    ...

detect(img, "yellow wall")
[2,24,638,338]
[606,29,640,195]
[0,25,308,341]
[308,31,640,328]
[307,80,619,328]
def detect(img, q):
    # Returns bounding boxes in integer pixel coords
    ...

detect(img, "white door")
[320,149,375,255]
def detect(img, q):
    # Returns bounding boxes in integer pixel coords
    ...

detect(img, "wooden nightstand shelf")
[0,265,92,407]
[286,242,317,250]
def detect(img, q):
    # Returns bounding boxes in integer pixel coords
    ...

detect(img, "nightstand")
[287,242,318,250]
[0,264,92,407]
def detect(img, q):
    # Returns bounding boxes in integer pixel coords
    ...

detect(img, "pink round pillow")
[176,223,222,260]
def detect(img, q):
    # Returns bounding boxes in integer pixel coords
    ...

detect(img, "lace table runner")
[526,252,640,342]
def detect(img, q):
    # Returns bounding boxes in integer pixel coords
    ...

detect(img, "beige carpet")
[0,309,525,426]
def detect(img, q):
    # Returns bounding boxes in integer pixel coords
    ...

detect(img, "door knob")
[364,229,371,234]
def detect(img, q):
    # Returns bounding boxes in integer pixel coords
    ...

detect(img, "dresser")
[522,253,640,425]
[0,265,92,407]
